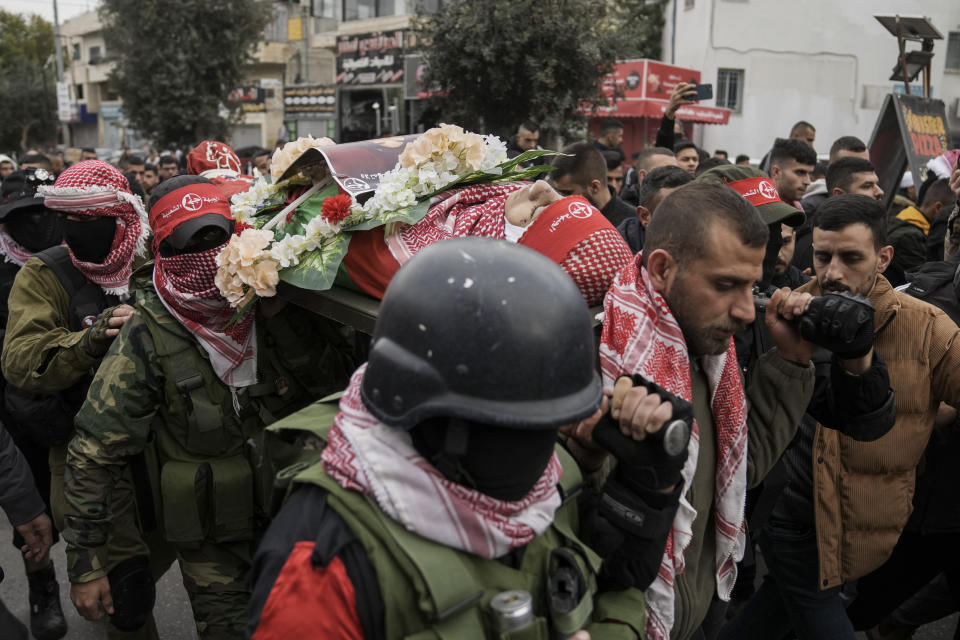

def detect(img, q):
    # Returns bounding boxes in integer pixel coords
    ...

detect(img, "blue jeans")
[717,518,856,640]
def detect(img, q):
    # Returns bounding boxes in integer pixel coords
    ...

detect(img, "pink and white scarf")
[153,246,257,388]
[599,254,748,640]
[0,227,36,266]
[322,364,563,558]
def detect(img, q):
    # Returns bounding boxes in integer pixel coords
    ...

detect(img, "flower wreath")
[215,124,555,315]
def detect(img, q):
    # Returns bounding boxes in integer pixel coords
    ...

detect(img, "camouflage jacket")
[63,287,357,581]
[1,255,152,393]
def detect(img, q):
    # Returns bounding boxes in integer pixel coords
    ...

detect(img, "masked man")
[62,175,356,639]
[247,238,684,639]
[2,160,165,640]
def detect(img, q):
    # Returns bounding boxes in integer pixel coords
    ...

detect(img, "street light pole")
[52,0,72,147]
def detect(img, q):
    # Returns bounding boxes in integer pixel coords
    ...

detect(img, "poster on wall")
[869,93,950,209]
[336,31,404,86]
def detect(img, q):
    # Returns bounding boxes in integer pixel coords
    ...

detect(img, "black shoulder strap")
[35,246,86,301]
[35,246,112,331]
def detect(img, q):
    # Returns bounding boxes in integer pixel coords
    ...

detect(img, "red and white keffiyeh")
[383,183,632,306]
[153,245,257,388]
[0,227,37,266]
[598,253,748,640]
[322,364,563,559]
[39,160,149,296]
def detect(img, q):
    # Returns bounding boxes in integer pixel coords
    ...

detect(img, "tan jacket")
[797,275,960,588]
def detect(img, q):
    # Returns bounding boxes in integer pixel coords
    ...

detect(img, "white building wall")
[670,0,960,159]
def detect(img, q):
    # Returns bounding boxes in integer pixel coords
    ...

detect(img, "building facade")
[662,0,960,159]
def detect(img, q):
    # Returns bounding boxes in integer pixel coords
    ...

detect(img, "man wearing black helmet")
[247,238,685,640]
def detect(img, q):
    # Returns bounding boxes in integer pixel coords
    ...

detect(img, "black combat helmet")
[361,237,601,430]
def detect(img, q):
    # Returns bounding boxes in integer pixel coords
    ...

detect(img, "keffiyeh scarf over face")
[386,183,633,306]
[599,254,748,640]
[322,365,563,558]
[0,227,37,266]
[39,160,149,296]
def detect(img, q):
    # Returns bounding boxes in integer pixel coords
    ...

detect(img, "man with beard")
[550,142,636,227]
[772,224,809,289]
[721,194,960,640]
[598,182,818,639]
[61,175,356,639]
[769,138,816,208]
[2,160,170,640]
[0,169,67,639]
[616,165,692,253]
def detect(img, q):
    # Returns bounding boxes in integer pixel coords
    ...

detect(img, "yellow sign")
[288,17,303,41]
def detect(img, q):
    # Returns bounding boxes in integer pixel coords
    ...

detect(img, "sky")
[0,0,100,25]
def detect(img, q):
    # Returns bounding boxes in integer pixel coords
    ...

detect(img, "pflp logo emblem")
[181,193,203,211]
[568,201,593,219]
[758,180,778,201]
[341,177,370,192]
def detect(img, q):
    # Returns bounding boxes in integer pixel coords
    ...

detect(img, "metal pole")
[52,0,72,146]
[302,3,309,83]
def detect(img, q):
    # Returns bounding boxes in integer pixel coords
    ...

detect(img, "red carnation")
[234,220,252,233]
[321,193,353,224]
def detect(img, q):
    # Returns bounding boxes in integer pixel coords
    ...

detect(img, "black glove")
[79,306,119,358]
[593,375,693,492]
[799,291,874,359]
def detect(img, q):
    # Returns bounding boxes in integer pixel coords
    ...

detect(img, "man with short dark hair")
[722,193,960,640]
[735,154,750,166]
[507,121,541,158]
[602,149,625,194]
[601,182,816,639]
[886,178,956,286]
[793,157,885,273]
[19,154,51,172]
[124,156,146,186]
[770,139,816,206]
[251,149,271,178]
[594,117,625,162]
[674,141,699,176]
[828,136,869,163]
[549,142,635,226]
[825,157,883,201]
[616,165,692,253]
[158,155,179,181]
[140,163,159,200]
[80,148,98,161]
[622,148,678,205]
[714,150,728,160]
[790,121,816,148]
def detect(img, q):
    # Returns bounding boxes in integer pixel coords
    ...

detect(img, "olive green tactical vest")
[279,411,646,640]
[135,291,347,547]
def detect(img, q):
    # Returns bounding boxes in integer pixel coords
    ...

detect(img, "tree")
[99,0,272,148]
[605,0,665,61]
[412,0,663,138]
[0,11,59,153]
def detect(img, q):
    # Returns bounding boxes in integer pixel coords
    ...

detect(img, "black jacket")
[601,187,636,228]
[886,218,928,288]
[615,217,644,254]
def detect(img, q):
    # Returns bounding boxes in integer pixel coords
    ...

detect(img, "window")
[89,45,102,64]
[947,32,960,71]
[75,84,84,100]
[716,68,744,112]
[684,0,694,8]
[264,4,289,42]
[342,0,411,20]
[72,43,80,60]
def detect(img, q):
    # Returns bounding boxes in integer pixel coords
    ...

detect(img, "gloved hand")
[799,291,874,358]
[79,304,134,357]
[593,375,692,492]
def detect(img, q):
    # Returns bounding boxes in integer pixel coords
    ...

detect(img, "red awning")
[587,99,730,125]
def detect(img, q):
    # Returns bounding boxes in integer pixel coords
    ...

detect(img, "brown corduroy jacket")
[797,275,960,589]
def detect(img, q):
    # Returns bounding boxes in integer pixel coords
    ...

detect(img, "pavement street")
[1,509,958,639]
[0,513,197,639]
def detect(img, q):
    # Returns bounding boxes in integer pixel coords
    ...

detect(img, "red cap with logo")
[149,182,232,251]
[695,165,805,227]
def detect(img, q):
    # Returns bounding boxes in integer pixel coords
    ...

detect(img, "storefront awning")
[587,99,730,125]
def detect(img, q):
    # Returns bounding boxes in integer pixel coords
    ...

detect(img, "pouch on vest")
[209,455,255,542]
[175,371,227,457]
[160,460,207,545]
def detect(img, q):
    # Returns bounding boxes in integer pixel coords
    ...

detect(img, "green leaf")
[348,198,432,231]
[278,233,352,291]
[275,183,341,236]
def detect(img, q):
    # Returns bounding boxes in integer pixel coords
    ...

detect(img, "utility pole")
[52,0,72,147]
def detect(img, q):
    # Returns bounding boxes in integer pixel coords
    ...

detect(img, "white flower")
[481,134,508,170]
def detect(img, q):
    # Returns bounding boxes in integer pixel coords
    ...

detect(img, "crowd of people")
[0,94,957,640]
